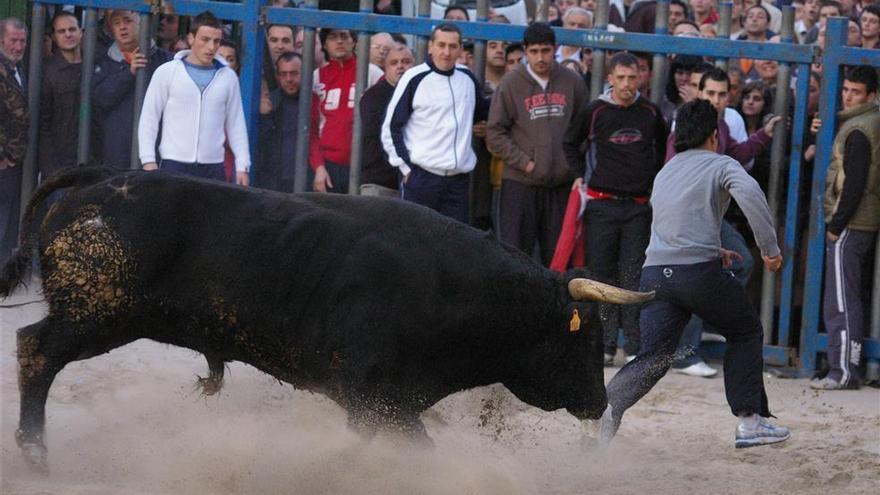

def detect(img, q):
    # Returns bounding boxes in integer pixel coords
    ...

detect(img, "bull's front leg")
[197,353,226,396]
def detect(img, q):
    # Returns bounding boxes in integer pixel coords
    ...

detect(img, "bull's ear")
[568,278,654,305]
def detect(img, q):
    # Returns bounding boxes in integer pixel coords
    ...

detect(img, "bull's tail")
[0,166,118,298]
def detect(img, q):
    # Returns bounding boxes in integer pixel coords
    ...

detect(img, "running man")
[598,100,791,449]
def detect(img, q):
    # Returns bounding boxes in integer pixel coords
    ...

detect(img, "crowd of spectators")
[0,0,878,386]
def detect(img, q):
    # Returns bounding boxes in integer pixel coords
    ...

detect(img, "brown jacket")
[486,62,587,187]
[0,53,28,165]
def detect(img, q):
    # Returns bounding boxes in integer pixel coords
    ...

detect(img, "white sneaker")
[735,415,791,448]
[674,361,718,378]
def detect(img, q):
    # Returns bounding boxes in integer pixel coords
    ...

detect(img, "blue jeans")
[160,159,226,181]
[606,260,770,422]
[672,221,754,367]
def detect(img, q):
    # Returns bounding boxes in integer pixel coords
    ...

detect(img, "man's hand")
[763,115,783,137]
[0,158,12,170]
[762,254,783,273]
[259,85,273,115]
[524,160,536,174]
[473,121,487,139]
[236,171,250,186]
[680,85,696,103]
[804,144,816,162]
[142,162,158,171]
[129,47,147,75]
[826,231,839,242]
[571,177,584,191]
[313,165,332,192]
[810,117,821,135]
[720,248,744,268]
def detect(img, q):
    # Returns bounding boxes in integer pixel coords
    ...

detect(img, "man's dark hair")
[430,22,462,43]
[691,61,715,78]
[266,23,295,38]
[819,0,842,14]
[632,51,653,69]
[675,19,700,33]
[275,50,302,72]
[523,22,555,47]
[844,65,879,95]
[318,27,357,46]
[444,5,470,21]
[863,4,880,20]
[699,66,730,91]
[745,4,771,24]
[51,10,79,31]
[674,100,719,152]
[391,33,407,46]
[505,43,524,57]
[670,0,689,13]
[189,11,222,35]
[607,51,639,72]
[220,39,237,50]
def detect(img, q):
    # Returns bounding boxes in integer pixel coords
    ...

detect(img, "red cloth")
[550,188,587,273]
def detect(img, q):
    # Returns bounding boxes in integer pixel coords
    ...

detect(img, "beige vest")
[824,103,880,231]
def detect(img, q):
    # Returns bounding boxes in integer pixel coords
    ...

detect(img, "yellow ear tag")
[569,309,581,332]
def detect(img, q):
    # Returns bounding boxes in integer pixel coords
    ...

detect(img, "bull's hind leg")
[16,319,70,473]
[197,353,226,396]
[15,317,135,473]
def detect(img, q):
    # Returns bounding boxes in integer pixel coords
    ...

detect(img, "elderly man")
[556,7,593,63]
[360,44,414,197]
[0,17,27,260]
[93,9,170,170]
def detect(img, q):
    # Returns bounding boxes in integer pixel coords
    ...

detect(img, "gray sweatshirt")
[644,149,780,267]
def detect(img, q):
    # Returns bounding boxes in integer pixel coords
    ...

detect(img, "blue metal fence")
[12,2,880,376]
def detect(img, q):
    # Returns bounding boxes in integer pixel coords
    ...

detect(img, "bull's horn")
[568,278,655,304]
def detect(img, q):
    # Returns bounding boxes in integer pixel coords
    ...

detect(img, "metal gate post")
[19,2,45,219]
[294,0,318,193]
[348,0,373,194]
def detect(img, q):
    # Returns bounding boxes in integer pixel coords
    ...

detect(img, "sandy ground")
[1,288,878,495]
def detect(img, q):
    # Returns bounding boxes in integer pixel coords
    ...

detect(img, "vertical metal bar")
[760,6,794,344]
[294,0,319,193]
[77,8,97,165]
[799,17,847,376]
[589,0,609,101]
[473,0,488,87]
[129,12,151,170]
[19,2,45,218]
[415,0,430,64]
[535,0,549,22]
[349,0,373,194]
[868,231,880,381]
[470,0,489,226]
[777,63,811,352]
[650,0,669,106]
[240,4,264,185]
[715,2,732,71]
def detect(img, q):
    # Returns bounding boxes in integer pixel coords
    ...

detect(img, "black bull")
[0,168,653,472]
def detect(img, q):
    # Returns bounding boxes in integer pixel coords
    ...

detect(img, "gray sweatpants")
[822,228,875,385]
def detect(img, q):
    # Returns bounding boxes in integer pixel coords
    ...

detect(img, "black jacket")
[92,43,170,170]
[563,94,668,197]
[359,78,398,190]
[258,89,301,192]
[39,51,82,176]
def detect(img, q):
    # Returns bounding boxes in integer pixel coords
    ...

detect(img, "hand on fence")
[129,48,148,75]
[473,121,487,138]
[142,162,158,171]
[0,158,13,170]
[763,116,784,138]
[762,254,783,273]
[804,144,816,162]
[810,117,821,135]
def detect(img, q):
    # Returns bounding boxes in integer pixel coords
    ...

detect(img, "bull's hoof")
[197,375,223,396]
[20,442,49,475]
